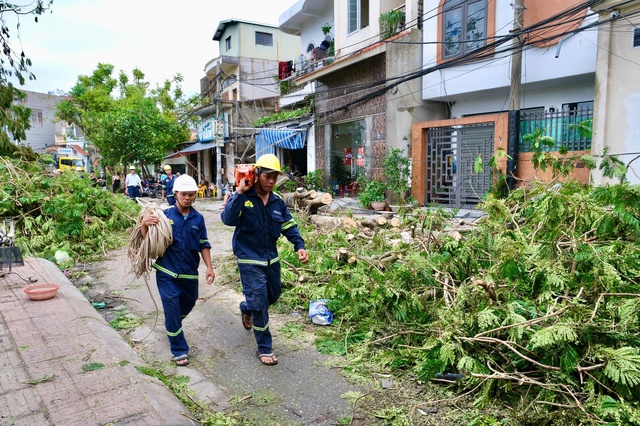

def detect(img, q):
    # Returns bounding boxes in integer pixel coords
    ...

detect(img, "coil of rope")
[126,198,173,341]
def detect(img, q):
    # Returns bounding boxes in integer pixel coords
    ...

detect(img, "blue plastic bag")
[309,299,333,325]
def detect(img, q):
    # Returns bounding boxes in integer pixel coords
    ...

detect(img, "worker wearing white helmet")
[140,174,215,366]
[221,154,309,366]
[125,165,143,200]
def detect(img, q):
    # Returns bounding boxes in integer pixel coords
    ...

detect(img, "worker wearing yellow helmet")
[161,164,177,206]
[221,153,309,366]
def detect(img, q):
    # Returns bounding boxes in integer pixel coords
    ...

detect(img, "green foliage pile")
[0,157,139,263]
[252,106,311,128]
[279,181,640,425]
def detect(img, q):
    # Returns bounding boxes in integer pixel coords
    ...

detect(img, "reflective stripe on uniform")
[237,257,280,266]
[167,326,183,337]
[253,322,269,332]
[153,263,198,280]
[281,219,296,231]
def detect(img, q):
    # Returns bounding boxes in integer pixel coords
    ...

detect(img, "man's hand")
[139,211,159,238]
[297,248,309,264]
[206,267,215,285]
[236,178,248,194]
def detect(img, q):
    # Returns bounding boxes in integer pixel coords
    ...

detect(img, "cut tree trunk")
[309,215,358,229]
[282,188,333,214]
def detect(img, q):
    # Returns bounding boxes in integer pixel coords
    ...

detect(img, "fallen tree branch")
[590,292,640,321]
[462,336,561,371]
[475,287,584,338]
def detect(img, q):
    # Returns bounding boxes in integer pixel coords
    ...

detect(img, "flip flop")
[240,304,252,330]
[257,351,278,366]
[174,354,189,366]
[242,313,253,330]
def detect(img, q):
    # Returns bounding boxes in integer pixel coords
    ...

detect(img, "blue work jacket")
[153,206,211,279]
[162,175,177,197]
[221,188,305,266]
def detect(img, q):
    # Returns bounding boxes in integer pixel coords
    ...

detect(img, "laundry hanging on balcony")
[255,128,307,157]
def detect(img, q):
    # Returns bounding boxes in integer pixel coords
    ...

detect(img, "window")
[225,36,231,51]
[30,109,44,129]
[562,101,594,115]
[442,0,486,58]
[634,28,640,48]
[255,31,273,46]
[348,0,369,34]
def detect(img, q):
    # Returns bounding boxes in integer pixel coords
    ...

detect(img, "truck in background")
[57,156,86,173]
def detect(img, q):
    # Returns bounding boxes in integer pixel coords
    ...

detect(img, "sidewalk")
[0,257,194,426]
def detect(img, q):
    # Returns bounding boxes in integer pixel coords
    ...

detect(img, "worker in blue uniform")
[221,154,309,366]
[161,164,177,206]
[141,174,215,366]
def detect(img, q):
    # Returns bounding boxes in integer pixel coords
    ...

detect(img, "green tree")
[0,1,53,157]
[55,64,190,170]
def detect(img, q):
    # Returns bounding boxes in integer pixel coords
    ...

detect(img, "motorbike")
[141,182,163,199]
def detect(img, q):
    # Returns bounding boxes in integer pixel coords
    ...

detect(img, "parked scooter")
[141,182,162,198]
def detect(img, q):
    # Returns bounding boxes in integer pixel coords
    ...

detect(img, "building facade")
[412,0,599,207]
[186,19,300,191]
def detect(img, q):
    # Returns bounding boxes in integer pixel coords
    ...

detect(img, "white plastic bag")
[309,299,333,325]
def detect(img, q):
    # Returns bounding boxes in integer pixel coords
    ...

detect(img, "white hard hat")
[173,175,198,192]
[130,165,136,170]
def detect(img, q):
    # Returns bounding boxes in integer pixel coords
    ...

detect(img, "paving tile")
[4,389,35,418]
[89,387,148,425]
[13,411,51,426]
[71,370,116,398]
[47,402,98,425]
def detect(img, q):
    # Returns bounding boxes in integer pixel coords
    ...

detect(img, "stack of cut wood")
[282,188,333,214]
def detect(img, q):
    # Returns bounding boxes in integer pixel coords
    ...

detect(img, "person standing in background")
[161,165,177,206]
[112,172,121,193]
[125,165,143,200]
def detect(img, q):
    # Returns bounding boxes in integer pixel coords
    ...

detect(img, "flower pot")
[370,201,387,211]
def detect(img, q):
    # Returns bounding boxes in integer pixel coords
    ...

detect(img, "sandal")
[240,306,252,330]
[257,352,278,366]
[174,354,189,366]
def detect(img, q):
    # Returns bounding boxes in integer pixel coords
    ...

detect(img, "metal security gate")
[426,123,494,207]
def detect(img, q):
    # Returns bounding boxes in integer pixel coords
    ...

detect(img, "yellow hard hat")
[163,164,172,170]
[255,154,282,174]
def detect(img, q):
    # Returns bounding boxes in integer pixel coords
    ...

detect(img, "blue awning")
[255,128,307,157]
[164,142,215,159]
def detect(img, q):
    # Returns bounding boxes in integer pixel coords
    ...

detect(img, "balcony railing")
[519,108,593,152]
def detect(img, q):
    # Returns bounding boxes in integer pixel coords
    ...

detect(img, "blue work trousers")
[167,195,176,206]
[156,271,199,357]
[238,263,282,354]
[127,185,140,200]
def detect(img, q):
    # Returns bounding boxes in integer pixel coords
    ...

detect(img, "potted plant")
[358,178,387,210]
[379,9,405,39]
[382,148,412,204]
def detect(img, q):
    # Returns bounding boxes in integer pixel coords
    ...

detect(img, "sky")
[6,0,299,97]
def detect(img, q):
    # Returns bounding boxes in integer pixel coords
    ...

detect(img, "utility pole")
[215,98,223,200]
[509,0,524,110]
[507,0,525,191]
